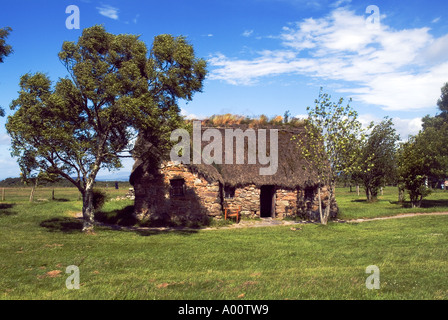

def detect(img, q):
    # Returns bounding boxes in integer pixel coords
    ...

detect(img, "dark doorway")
[260,185,275,218]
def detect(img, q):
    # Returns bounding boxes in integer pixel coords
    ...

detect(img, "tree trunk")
[398,187,405,204]
[371,188,378,202]
[365,188,371,202]
[322,186,333,225]
[81,186,95,233]
[317,186,323,224]
[356,185,360,196]
[29,178,38,202]
[410,194,420,208]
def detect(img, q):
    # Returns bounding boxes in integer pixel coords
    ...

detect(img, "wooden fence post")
[1,188,4,201]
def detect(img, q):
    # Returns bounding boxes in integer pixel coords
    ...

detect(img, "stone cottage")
[129,124,338,226]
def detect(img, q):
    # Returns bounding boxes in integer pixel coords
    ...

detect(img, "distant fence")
[0,185,132,203]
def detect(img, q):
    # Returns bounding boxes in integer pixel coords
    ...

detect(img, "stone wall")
[223,184,260,217]
[223,186,308,219]
[296,186,338,221]
[133,162,222,225]
[221,185,337,220]
[275,189,298,219]
[133,162,338,223]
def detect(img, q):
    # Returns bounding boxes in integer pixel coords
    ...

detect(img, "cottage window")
[224,186,236,199]
[170,179,185,197]
[305,187,314,201]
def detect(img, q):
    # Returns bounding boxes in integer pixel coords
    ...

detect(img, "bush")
[95,205,137,226]
[92,189,108,211]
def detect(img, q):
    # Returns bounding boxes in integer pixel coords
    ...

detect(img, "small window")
[305,188,314,201]
[170,179,185,197]
[224,186,236,199]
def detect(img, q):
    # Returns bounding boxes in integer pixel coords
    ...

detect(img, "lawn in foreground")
[1,200,447,300]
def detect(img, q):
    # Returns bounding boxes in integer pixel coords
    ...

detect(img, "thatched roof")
[207,127,319,189]
[130,124,324,189]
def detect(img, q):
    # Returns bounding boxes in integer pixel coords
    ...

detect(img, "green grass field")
[0,186,447,299]
[336,187,448,220]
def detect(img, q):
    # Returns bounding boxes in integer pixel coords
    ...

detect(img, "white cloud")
[393,117,423,140]
[432,17,441,24]
[133,14,140,24]
[209,7,448,111]
[242,30,254,37]
[0,144,19,180]
[208,51,315,85]
[0,134,10,145]
[358,114,422,141]
[419,34,448,65]
[181,108,205,120]
[330,0,351,8]
[96,5,119,20]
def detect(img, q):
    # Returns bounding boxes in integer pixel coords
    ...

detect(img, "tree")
[17,150,59,202]
[0,26,13,117]
[6,25,207,232]
[294,88,365,225]
[437,82,448,113]
[406,82,448,206]
[283,110,291,123]
[397,123,448,207]
[0,26,12,63]
[397,137,431,208]
[422,83,448,130]
[352,118,400,201]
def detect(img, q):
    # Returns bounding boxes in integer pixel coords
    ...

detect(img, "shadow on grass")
[351,199,368,203]
[351,199,384,204]
[95,205,211,234]
[135,228,199,237]
[0,203,16,216]
[95,205,138,227]
[94,205,201,236]
[40,217,83,233]
[52,198,71,202]
[389,198,448,209]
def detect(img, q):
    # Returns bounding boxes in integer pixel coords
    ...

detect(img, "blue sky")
[0,0,447,180]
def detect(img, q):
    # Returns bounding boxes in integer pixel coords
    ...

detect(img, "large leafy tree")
[397,122,448,207]
[0,26,13,117]
[0,26,12,64]
[437,82,448,113]
[405,82,448,207]
[352,118,400,201]
[6,25,207,232]
[294,88,365,225]
[422,82,448,130]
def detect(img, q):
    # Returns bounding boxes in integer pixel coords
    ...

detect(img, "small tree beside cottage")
[293,88,366,225]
